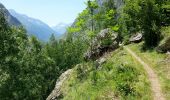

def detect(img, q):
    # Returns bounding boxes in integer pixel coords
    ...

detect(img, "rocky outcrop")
[96,0,124,9]
[129,33,143,43]
[114,0,124,10]
[157,37,170,53]
[84,28,119,61]
[96,0,124,20]
[46,69,73,100]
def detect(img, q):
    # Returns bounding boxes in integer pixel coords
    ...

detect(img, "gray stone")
[84,28,119,61]
[129,33,143,43]
[46,69,73,100]
[157,37,170,53]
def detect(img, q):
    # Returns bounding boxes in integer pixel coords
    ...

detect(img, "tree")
[88,0,98,31]
[0,12,59,99]
[139,0,161,47]
[87,0,98,63]
[121,0,162,47]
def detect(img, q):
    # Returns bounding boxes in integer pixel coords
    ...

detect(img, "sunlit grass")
[60,49,152,100]
[128,43,170,99]
[161,26,170,37]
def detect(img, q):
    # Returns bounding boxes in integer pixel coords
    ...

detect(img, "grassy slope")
[128,43,170,99]
[60,48,152,100]
[161,26,170,39]
[128,26,170,99]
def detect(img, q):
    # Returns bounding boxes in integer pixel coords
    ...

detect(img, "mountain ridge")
[52,23,71,35]
[9,9,59,41]
[0,3,21,26]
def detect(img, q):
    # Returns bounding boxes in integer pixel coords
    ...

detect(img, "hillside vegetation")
[60,49,152,100]
[129,43,170,99]
[0,0,169,100]
[128,26,170,99]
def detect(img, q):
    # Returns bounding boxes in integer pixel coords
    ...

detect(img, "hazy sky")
[0,0,87,26]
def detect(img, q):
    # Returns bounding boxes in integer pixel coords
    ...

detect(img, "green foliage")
[97,0,117,30]
[87,30,96,38]
[119,0,141,35]
[101,36,113,46]
[139,0,161,47]
[102,61,139,97]
[0,0,169,99]
[119,0,164,47]
[128,43,170,99]
[87,0,98,13]
[111,25,120,32]
[160,0,170,25]
[0,13,58,99]
[114,64,138,96]
[76,64,90,81]
[60,49,152,100]
[45,31,88,73]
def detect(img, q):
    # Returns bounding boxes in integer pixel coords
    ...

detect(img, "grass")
[161,26,170,38]
[160,26,170,45]
[56,26,170,100]
[59,48,152,100]
[127,26,170,99]
[128,43,170,99]
[0,70,9,87]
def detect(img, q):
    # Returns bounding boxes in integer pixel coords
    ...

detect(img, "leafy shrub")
[76,64,88,81]
[114,64,139,97]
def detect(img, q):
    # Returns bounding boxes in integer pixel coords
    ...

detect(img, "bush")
[114,64,139,97]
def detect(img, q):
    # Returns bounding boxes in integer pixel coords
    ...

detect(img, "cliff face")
[0,3,21,26]
[96,0,124,9]
[97,0,103,6]
[96,0,124,20]
[114,0,124,9]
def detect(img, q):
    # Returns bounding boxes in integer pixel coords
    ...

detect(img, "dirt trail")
[124,46,165,100]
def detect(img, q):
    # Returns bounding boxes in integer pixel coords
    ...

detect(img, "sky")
[0,0,87,26]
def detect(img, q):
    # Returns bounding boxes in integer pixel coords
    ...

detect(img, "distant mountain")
[0,3,21,26]
[52,23,71,35]
[9,9,58,41]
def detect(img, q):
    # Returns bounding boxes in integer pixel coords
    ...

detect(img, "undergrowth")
[60,49,152,100]
[128,43,170,99]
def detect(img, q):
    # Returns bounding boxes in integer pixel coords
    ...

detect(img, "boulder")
[157,37,170,53]
[84,28,119,61]
[129,33,143,43]
[46,69,73,100]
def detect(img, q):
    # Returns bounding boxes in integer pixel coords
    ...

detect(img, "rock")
[96,0,124,10]
[157,37,170,53]
[46,69,73,100]
[95,57,107,69]
[129,33,143,43]
[84,28,119,61]
[98,57,107,65]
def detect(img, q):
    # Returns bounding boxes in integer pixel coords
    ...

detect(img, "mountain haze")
[52,23,71,35]
[0,3,21,26]
[9,10,58,41]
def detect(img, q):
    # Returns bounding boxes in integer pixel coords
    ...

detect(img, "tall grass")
[60,49,152,100]
[128,43,170,99]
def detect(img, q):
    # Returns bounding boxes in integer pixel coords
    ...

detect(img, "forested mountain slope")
[0,3,21,26]
[9,10,58,41]
[52,23,71,35]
